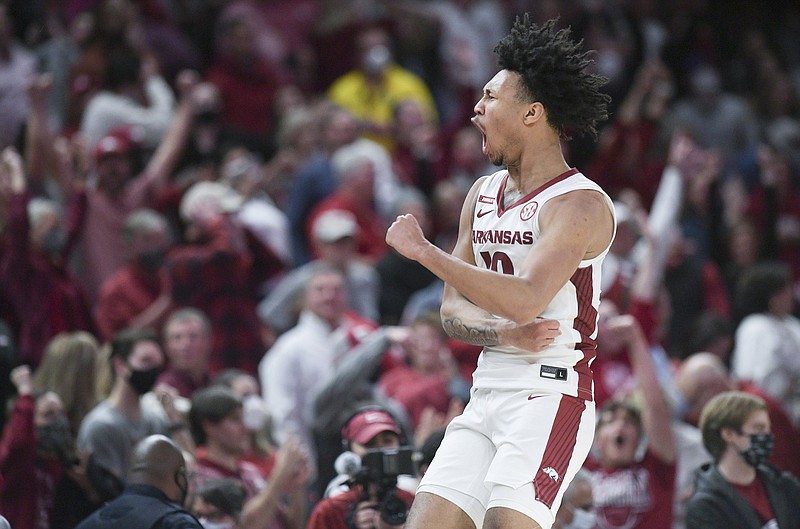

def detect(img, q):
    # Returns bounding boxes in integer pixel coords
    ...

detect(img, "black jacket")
[75,484,202,529]
[686,463,800,529]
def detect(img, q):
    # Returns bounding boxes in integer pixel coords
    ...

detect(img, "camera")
[347,446,416,527]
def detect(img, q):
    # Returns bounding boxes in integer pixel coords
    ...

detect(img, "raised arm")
[607,314,676,464]
[133,71,206,198]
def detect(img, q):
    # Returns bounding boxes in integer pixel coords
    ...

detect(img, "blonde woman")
[33,331,101,435]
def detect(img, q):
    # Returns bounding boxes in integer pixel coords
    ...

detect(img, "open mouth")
[471,117,488,154]
[614,435,626,447]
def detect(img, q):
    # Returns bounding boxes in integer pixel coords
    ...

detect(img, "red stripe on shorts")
[533,396,586,508]
[570,266,597,401]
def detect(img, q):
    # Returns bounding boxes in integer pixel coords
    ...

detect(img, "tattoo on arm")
[442,317,500,346]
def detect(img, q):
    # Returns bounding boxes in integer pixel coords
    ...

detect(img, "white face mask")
[241,394,267,431]
[564,507,597,529]
[199,518,234,529]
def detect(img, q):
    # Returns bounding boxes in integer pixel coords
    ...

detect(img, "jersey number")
[480,251,515,275]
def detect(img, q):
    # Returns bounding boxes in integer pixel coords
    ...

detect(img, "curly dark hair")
[494,15,610,140]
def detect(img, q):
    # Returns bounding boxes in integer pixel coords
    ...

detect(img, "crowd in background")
[0,0,799,528]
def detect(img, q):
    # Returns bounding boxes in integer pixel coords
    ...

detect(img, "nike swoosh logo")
[477,209,494,218]
[527,395,541,401]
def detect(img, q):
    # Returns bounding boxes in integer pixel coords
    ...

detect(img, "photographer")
[308,407,415,529]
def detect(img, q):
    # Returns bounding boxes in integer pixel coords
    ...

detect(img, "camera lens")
[379,491,408,526]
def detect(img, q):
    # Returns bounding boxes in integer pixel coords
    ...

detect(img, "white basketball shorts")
[416,387,596,528]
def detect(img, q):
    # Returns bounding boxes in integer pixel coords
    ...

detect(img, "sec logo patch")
[520,201,538,221]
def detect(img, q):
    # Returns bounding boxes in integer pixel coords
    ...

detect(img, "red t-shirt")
[731,476,775,523]
[585,450,676,529]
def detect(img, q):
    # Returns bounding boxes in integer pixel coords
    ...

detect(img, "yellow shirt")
[327,64,438,151]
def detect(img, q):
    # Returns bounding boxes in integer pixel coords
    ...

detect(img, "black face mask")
[37,417,73,463]
[127,366,161,395]
[739,432,775,468]
[136,249,166,271]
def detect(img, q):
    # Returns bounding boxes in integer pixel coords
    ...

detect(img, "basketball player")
[385,15,615,529]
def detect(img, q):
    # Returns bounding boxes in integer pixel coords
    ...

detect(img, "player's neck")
[506,156,570,196]
[506,136,570,192]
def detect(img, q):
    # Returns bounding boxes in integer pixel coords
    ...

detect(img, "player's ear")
[523,102,545,125]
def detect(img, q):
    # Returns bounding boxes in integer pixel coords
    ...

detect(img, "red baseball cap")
[93,127,135,160]
[342,409,401,445]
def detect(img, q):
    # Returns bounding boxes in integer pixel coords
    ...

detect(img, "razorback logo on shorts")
[541,466,560,481]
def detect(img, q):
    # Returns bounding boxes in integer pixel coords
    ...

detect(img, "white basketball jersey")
[470,168,615,400]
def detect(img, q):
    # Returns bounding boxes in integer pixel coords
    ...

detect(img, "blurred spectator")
[416,427,445,478]
[157,308,213,399]
[74,72,206,304]
[388,0,507,127]
[217,0,318,90]
[739,140,800,281]
[212,369,277,480]
[191,477,247,529]
[205,12,287,157]
[259,266,377,467]
[259,209,380,336]
[675,352,800,483]
[720,219,763,304]
[663,225,731,359]
[63,0,128,136]
[221,149,293,267]
[658,62,759,169]
[552,468,595,529]
[77,328,190,492]
[683,312,734,365]
[0,320,15,431]
[584,315,676,529]
[730,261,800,428]
[168,180,284,375]
[375,187,437,325]
[94,208,174,341]
[33,331,100,436]
[378,312,469,431]
[586,59,675,211]
[0,146,95,368]
[284,103,360,265]
[434,125,495,198]
[75,434,202,529]
[188,386,310,529]
[309,326,414,497]
[389,98,442,197]
[327,25,438,152]
[686,391,800,529]
[0,2,35,149]
[0,365,92,529]
[306,142,391,264]
[79,44,175,150]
